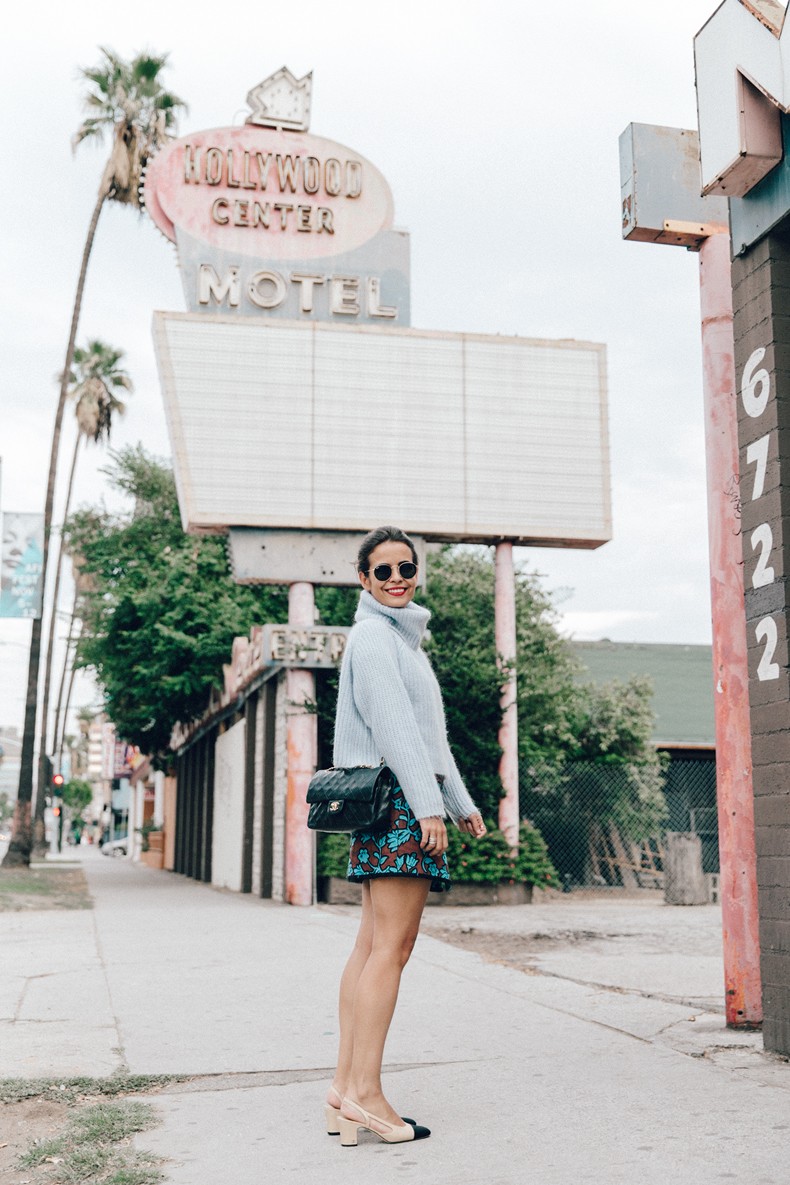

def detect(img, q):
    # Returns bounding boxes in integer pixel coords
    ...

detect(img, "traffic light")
[52,805,61,818]
[52,773,65,791]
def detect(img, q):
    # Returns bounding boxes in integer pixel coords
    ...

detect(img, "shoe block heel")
[325,1103,340,1135]
[338,1117,360,1146]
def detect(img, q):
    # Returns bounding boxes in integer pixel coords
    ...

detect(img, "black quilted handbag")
[306,765,395,833]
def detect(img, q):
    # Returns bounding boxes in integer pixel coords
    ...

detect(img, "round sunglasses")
[366,561,418,582]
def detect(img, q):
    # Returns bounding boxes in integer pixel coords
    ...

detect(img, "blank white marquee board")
[153,313,611,547]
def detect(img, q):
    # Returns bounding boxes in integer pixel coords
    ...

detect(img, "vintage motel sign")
[144,68,409,327]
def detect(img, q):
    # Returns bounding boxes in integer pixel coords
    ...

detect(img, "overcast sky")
[1,0,725,735]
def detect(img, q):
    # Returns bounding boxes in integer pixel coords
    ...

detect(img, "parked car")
[101,836,128,857]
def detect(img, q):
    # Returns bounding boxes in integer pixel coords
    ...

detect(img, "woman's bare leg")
[342,877,430,1124]
[328,883,373,1103]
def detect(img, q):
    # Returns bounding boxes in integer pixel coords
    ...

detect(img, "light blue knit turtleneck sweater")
[332,591,479,823]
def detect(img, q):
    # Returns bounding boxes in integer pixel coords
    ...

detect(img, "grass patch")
[19,1099,165,1184]
[0,1071,183,1106]
[0,866,91,911]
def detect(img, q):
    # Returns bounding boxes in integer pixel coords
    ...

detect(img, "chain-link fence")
[520,757,718,892]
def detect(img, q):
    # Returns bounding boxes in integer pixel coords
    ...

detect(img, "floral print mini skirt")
[348,784,451,893]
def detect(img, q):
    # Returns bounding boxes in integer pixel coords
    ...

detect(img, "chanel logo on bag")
[329,801,342,812]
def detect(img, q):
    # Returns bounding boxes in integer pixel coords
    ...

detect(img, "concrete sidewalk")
[2,851,789,1184]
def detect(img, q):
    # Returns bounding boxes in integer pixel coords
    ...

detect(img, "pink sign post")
[285,582,317,906]
[620,123,761,1026]
[495,543,520,849]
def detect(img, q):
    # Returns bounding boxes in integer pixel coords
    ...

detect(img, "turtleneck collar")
[355,590,431,650]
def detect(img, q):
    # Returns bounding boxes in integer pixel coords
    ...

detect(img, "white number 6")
[741,348,770,418]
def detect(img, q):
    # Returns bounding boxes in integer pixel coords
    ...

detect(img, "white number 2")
[751,523,776,588]
[756,616,781,681]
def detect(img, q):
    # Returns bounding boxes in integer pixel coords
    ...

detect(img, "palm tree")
[5,50,186,867]
[36,341,132,847]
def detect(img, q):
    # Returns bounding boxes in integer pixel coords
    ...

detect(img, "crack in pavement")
[154,1059,484,1095]
[511,962,724,1015]
[422,928,724,1014]
[90,904,128,1074]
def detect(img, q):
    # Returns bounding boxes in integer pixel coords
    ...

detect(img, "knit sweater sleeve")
[425,664,480,824]
[438,741,480,824]
[348,623,446,821]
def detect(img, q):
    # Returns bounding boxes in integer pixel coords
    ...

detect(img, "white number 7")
[745,434,770,501]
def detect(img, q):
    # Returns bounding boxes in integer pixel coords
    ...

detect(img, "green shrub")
[316,832,350,878]
[316,821,558,888]
[447,822,559,887]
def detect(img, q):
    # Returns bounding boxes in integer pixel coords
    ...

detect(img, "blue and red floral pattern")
[348,785,451,893]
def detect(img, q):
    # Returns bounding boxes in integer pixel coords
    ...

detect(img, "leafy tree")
[66,448,288,758]
[61,779,93,817]
[522,676,667,885]
[423,548,579,821]
[8,49,186,867]
[430,553,670,879]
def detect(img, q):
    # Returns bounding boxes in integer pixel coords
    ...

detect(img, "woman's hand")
[418,816,448,855]
[457,814,487,839]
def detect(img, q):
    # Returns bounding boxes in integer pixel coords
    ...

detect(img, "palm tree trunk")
[3,185,106,868]
[4,617,43,866]
[31,434,83,856]
[51,577,80,772]
[58,619,84,772]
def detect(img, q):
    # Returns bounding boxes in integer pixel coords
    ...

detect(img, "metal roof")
[570,640,715,749]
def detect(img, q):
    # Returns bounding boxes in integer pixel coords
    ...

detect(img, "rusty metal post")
[285,581,316,906]
[698,230,762,1026]
[495,542,519,847]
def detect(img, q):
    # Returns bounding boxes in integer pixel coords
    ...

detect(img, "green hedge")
[317,821,558,888]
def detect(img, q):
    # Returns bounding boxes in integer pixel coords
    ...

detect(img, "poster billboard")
[0,512,44,618]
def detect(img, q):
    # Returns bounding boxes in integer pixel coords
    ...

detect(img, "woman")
[326,526,487,1147]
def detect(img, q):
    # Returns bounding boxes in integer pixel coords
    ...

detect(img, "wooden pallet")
[588,822,665,890]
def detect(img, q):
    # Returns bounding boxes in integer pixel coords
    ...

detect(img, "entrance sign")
[153,311,611,547]
[261,624,349,668]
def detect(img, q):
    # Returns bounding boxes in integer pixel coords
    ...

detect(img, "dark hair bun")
[357,526,418,573]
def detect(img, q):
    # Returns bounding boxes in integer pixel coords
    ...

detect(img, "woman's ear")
[358,569,370,590]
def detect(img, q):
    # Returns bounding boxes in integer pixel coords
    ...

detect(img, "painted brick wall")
[732,229,790,1055]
